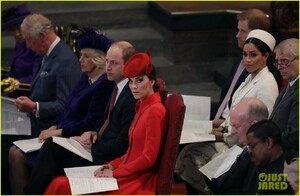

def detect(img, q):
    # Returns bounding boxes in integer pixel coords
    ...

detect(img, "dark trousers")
[24,137,94,194]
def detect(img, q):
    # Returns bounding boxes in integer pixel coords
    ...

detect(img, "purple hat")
[2,3,30,30]
[76,27,113,52]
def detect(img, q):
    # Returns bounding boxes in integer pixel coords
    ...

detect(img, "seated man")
[23,41,137,194]
[270,38,299,194]
[211,120,294,195]
[175,97,269,194]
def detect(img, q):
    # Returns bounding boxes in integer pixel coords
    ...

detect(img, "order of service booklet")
[13,136,92,162]
[199,145,243,180]
[52,136,93,162]
[64,165,119,194]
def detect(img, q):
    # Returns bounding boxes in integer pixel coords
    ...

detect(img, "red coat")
[45,92,167,194]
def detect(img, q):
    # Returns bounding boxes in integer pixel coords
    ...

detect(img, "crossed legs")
[9,145,32,194]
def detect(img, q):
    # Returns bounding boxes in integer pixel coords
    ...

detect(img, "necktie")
[283,83,290,98]
[41,55,47,67]
[97,86,118,139]
[215,61,245,119]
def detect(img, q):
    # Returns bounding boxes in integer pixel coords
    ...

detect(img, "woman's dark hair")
[247,120,281,146]
[244,37,275,66]
[147,65,159,92]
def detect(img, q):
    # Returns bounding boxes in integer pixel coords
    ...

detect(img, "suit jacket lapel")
[234,67,268,104]
[30,41,62,90]
[270,80,298,118]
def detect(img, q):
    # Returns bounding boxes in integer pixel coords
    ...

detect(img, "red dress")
[45,92,167,194]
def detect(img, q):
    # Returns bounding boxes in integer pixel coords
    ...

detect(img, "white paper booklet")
[52,136,93,162]
[199,145,243,180]
[180,120,215,144]
[181,95,211,121]
[2,96,31,135]
[64,165,118,194]
[13,138,43,153]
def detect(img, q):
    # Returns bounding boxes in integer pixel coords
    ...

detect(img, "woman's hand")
[38,128,62,142]
[94,164,114,178]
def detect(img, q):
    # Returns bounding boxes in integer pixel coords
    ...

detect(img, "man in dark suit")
[212,9,282,123]
[24,41,137,194]
[15,14,81,137]
[270,38,298,193]
[2,14,81,194]
[211,120,294,195]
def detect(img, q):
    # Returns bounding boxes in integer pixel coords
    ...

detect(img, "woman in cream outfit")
[174,29,279,194]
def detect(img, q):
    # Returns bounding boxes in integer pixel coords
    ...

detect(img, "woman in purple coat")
[8,28,115,194]
[2,4,42,96]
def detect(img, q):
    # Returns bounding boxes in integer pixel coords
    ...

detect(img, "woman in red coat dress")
[44,52,168,194]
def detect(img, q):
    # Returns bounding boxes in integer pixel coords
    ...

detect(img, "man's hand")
[70,131,98,149]
[15,96,36,113]
[212,119,225,128]
[210,127,224,141]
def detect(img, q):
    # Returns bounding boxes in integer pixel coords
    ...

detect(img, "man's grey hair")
[275,38,299,58]
[245,97,269,121]
[21,14,53,38]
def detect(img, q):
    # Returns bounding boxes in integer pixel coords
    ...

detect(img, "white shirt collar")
[46,36,60,56]
[290,76,299,86]
[115,78,129,101]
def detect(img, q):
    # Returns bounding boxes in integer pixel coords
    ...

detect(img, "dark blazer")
[91,82,136,163]
[270,79,299,163]
[29,40,81,137]
[243,154,294,195]
[24,82,136,194]
[209,148,252,194]
[210,150,293,195]
[53,73,115,138]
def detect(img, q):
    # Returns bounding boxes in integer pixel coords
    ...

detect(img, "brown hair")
[237,9,270,31]
[110,41,136,63]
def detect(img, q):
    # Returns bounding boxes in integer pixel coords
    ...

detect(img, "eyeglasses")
[230,120,254,130]
[274,56,298,68]
[246,140,261,152]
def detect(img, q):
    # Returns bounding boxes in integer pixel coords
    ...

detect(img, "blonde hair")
[80,48,106,70]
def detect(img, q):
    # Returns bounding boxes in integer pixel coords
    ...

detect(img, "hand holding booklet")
[2,96,31,135]
[52,136,93,162]
[64,165,119,194]
[13,136,93,161]
[199,145,243,180]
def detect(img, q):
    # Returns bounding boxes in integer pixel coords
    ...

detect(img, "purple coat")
[8,41,42,83]
[53,73,115,137]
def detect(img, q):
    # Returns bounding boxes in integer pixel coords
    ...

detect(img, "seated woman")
[213,29,279,140]
[44,52,168,194]
[8,28,115,194]
[175,29,279,194]
[2,3,42,97]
